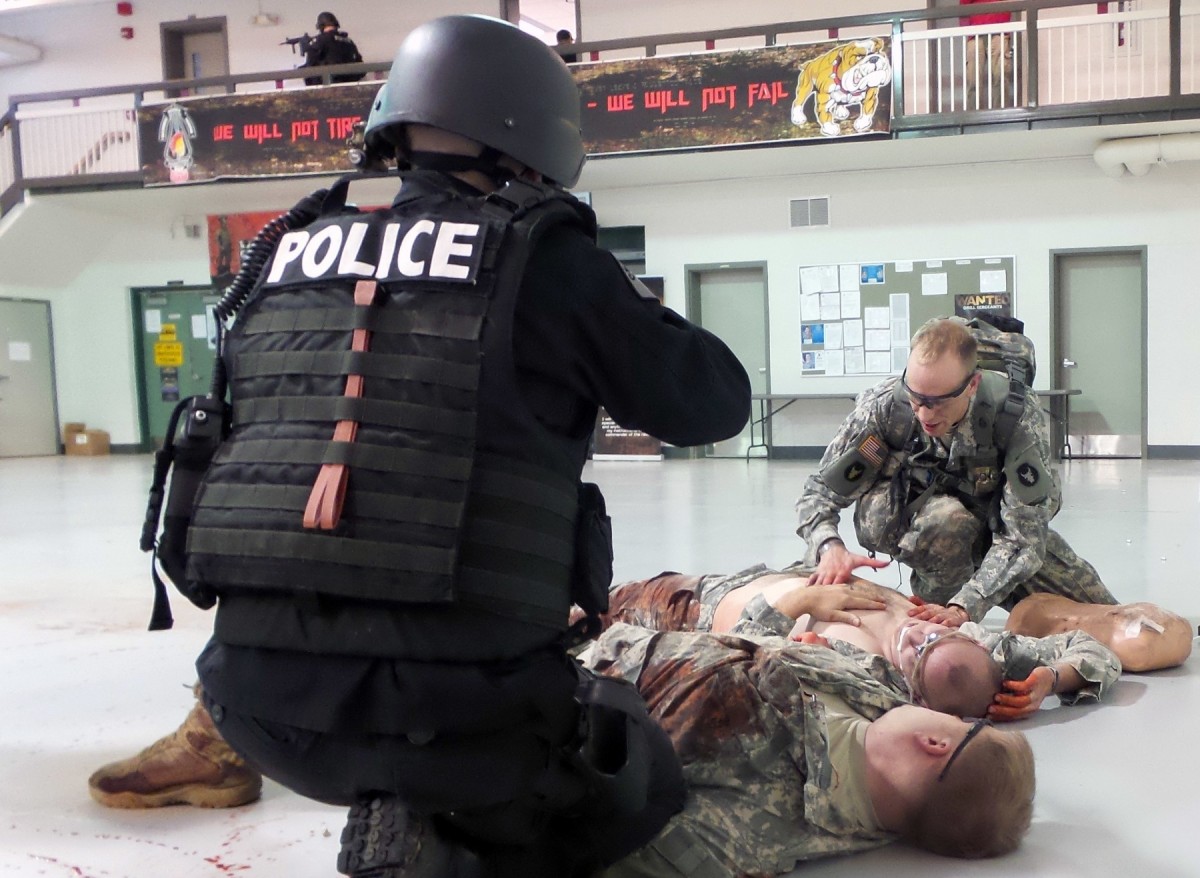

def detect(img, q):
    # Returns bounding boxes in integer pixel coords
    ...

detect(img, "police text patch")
[264,215,487,286]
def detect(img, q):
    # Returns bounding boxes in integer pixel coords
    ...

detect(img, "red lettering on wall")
[701,85,737,112]
[291,119,320,142]
[325,116,361,140]
[643,89,691,114]
[213,124,234,141]
[243,122,283,144]
[747,81,790,107]
[606,94,635,112]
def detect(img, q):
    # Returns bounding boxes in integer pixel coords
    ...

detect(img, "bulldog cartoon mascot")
[791,38,892,137]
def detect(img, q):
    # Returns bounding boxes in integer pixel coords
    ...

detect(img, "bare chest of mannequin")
[712,573,913,656]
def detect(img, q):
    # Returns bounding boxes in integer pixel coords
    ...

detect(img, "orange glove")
[988,668,1054,721]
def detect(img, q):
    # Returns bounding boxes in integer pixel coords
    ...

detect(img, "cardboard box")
[64,427,111,456]
[62,422,86,444]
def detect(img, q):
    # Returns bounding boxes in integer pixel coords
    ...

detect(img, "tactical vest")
[891,369,1027,520]
[184,176,594,630]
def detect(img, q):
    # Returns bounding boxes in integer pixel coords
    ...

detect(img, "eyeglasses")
[906,629,976,707]
[900,369,976,411]
[937,717,993,782]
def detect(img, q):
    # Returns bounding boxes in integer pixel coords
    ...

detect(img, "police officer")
[191,14,750,878]
[797,317,1117,627]
[301,11,363,85]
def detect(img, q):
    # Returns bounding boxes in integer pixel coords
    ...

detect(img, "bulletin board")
[798,256,1015,378]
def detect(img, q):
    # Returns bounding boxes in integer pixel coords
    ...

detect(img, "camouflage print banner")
[576,37,892,154]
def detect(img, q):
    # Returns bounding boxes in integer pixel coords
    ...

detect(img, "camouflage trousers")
[853,482,1118,611]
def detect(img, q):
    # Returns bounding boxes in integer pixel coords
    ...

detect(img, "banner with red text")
[576,38,892,154]
[138,85,376,186]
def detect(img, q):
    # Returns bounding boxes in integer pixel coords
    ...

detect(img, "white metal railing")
[1184,9,1200,94]
[901,5,1180,115]
[903,20,1027,114]
[3,3,1199,200]
[0,121,15,196]
[1039,8,1169,105]
[15,107,140,179]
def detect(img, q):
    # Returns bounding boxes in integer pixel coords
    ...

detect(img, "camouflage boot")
[87,685,262,809]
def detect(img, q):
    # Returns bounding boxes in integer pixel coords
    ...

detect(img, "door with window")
[132,286,221,448]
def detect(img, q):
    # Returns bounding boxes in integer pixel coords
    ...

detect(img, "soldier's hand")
[906,602,970,627]
[806,543,890,585]
[989,667,1056,721]
[791,630,832,648]
[778,581,888,627]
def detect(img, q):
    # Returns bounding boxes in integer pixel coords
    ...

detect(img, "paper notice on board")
[820,293,841,321]
[801,294,822,321]
[844,319,864,348]
[889,293,910,321]
[921,273,948,296]
[865,351,891,373]
[895,261,914,272]
[840,288,861,318]
[191,314,208,339]
[824,322,843,349]
[144,310,162,333]
[865,329,891,351]
[824,349,845,376]
[817,265,839,292]
[839,264,859,291]
[864,306,890,329]
[891,319,910,345]
[892,346,910,372]
[800,266,824,295]
[845,347,865,374]
[980,269,1007,293]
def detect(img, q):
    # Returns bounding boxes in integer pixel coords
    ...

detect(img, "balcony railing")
[3,0,1200,217]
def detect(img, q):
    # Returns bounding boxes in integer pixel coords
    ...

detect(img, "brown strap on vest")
[303,279,379,530]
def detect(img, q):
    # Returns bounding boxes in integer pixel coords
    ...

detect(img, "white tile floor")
[2,454,1197,877]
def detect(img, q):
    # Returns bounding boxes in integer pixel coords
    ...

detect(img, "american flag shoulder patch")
[857,434,886,469]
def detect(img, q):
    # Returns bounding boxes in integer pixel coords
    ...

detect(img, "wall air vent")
[789,196,830,228]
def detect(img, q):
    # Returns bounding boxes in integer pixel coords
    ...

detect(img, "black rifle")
[281,33,312,54]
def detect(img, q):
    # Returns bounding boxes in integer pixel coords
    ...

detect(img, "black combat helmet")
[364,14,585,187]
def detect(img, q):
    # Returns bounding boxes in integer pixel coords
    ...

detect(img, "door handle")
[1062,358,1077,368]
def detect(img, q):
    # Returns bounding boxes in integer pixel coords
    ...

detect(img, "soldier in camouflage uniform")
[797,318,1118,627]
[594,563,1121,721]
[584,623,1035,876]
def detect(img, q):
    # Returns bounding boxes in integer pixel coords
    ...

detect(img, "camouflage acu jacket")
[795,375,1061,620]
[585,623,903,877]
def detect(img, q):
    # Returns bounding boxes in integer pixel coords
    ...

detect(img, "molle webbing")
[187,191,588,625]
[238,304,486,340]
[231,396,477,440]
[234,350,479,389]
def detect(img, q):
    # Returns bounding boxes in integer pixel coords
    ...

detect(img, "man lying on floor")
[590,563,1123,721]
[585,623,1034,876]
